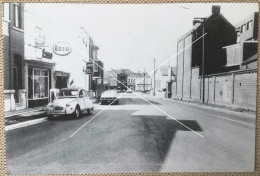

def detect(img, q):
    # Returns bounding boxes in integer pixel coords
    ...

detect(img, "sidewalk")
[5,98,100,127]
[141,92,256,125]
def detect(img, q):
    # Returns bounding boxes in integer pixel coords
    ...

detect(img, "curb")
[5,117,47,131]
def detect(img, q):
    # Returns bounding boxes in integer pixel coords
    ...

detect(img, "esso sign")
[53,42,72,56]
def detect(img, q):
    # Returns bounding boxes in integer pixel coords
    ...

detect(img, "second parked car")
[100,90,119,105]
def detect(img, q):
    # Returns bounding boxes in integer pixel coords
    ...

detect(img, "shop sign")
[97,78,102,85]
[42,49,53,59]
[85,62,93,74]
[35,35,45,48]
[53,42,72,56]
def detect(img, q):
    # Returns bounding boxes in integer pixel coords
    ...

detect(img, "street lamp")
[193,17,207,104]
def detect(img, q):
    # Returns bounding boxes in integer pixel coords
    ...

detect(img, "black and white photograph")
[1,2,259,174]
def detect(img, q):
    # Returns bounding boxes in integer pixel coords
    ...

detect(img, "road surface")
[5,93,255,174]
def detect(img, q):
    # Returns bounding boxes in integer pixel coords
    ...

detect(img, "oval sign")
[53,42,72,56]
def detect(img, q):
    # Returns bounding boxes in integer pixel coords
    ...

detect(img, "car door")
[83,90,91,109]
[78,90,85,111]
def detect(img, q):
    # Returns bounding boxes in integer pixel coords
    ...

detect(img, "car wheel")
[101,101,104,105]
[73,106,81,118]
[47,115,54,120]
[87,108,92,115]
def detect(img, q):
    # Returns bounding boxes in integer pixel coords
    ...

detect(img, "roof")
[178,7,235,41]
[111,69,124,75]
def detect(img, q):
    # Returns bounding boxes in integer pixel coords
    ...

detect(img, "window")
[29,69,49,99]
[241,24,246,33]
[14,3,22,28]
[247,21,253,30]
[3,3,9,20]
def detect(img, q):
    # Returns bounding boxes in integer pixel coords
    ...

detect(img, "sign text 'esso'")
[53,42,72,56]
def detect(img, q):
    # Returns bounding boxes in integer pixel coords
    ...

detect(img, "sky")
[25,3,258,73]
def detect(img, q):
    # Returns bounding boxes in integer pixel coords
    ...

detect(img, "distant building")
[154,66,176,97]
[103,69,152,92]
[3,3,26,111]
[176,5,237,100]
[134,72,152,92]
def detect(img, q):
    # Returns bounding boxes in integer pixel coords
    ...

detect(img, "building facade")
[3,3,26,111]
[24,4,56,108]
[176,5,237,100]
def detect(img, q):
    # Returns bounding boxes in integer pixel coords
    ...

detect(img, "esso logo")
[53,42,72,56]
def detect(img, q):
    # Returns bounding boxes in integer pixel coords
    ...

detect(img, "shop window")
[14,3,22,29]
[28,69,49,99]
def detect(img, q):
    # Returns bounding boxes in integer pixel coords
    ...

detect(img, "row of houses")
[172,5,258,110]
[103,69,152,92]
[3,3,104,111]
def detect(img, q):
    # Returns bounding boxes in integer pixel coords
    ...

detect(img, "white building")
[154,66,176,96]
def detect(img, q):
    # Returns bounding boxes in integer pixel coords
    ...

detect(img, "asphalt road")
[5,93,255,174]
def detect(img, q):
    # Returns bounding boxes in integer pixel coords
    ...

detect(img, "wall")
[191,67,200,100]
[194,69,257,110]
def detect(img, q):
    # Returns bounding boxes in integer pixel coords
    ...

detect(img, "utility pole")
[153,58,156,96]
[194,17,207,104]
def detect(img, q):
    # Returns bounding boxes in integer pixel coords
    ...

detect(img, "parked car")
[100,90,119,105]
[46,87,94,120]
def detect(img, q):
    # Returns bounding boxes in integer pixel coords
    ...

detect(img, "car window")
[84,90,89,97]
[79,90,83,97]
[82,90,87,97]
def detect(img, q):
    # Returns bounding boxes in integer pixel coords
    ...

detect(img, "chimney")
[212,5,220,15]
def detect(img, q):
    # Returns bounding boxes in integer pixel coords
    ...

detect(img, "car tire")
[47,115,54,120]
[87,108,92,115]
[73,106,81,118]
[101,101,104,105]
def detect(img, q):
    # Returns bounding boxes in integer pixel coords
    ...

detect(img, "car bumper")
[100,98,118,102]
[46,107,75,115]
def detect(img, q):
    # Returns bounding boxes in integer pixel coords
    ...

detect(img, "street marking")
[5,117,47,131]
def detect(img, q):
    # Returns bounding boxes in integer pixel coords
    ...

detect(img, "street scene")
[2,3,258,174]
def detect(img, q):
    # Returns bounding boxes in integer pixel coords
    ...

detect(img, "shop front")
[25,59,55,108]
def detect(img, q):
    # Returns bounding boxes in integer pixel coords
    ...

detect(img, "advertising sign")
[35,35,45,48]
[85,62,93,74]
[53,41,72,56]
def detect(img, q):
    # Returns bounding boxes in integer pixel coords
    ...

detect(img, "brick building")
[3,3,26,111]
[176,5,236,100]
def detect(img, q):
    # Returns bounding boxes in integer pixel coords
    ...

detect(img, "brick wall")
[195,69,257,110]
[234,72,257,109]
